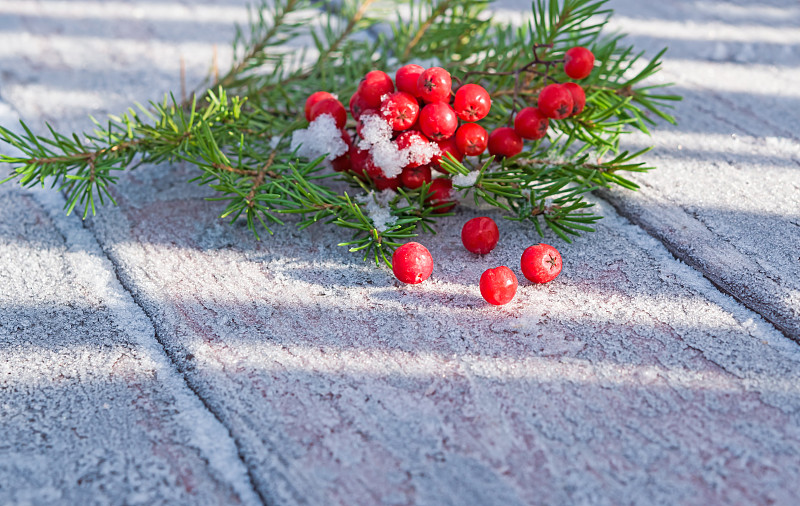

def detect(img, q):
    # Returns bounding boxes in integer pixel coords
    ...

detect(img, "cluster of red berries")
[303,65,496,211]
[494,46,596,158]
[391,217,563,306]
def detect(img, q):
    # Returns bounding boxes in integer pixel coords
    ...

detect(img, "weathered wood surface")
[2,0,800,504]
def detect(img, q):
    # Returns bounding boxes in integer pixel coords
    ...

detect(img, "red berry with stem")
[537,84,574,120]
[453,84,492,122]
[455,123,488,156]
[401,164,432,189]
[431,137,463,172]
[461,217,499,255]
[392,242,434,284]
[380,91,420,131]
[514,107,549,140]
[358,70,395,109]
[419,102,458,140]
[520,244,563,283]
[479,266,518,305]
[564,47,595,80]
[488,127,523,158]
[426,178,456,213]
[309,98,347,129]
[563,82,586,116]
[396,64,425,97]
[349,92,370,120]
[417,67,452,103]
[304,91,335,121]
[395,130,430,168]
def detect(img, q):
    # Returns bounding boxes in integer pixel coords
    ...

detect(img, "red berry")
[419,102,458,140]
[332,130,353,172]
[537,84,574,120]
[563,82,586,116]
[392,242,434,284]
[520,243,563,283]
[514,107,549,140]
[426,178,456,213]
[396,64,425,97]
[488,127,523,158]
[309,98,347,129]
[416,67,452,103]
[350,145,376,178]
[304,91,335,121]
[479,266,518,305]
[454,123,488,156]
[564,47,595,80]
[358,70,395,109]
[373,173,400,191]
[395,130,429,168]
[349,92,370,120]
[401,164,432,189]
[430,137,463,172]
[461,217,499,255]
[453,84,491,122]
[380,92,420,131]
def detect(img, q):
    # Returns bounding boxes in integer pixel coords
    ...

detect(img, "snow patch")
[357,115,439,179]
[357,190,398,232]
[290,114,347,160]
[452,171,479,188]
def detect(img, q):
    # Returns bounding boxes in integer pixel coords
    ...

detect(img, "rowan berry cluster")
[303,64,497,213]
[392,216,563,306]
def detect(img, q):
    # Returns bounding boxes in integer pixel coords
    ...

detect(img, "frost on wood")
[289,114,347,161]
[357,114,439,178]
[357,189,398,232]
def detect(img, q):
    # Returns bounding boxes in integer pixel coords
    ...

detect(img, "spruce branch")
[0,0,680,265]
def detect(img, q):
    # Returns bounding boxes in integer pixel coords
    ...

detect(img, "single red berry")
[401,164,432,189]
[358,70,395,109]
[416,67,452,103]
[479,266,518,305]
[563,82,586,116]
[453,84,491,122]
[349,145,376,178]
[488,127,523,158]
[426,178,456,213]
[461,217,499,255]
[396,64,425,97]
[454,123,488,156]
[430,137,463,172]
[349,92,370,121]
[380,92,420,131]
[419,102,458,140]
[392,242,434,284]
[373,173,401,191]
[514,107,549,140]
[537,84,574,120]
[395,130,430,168]
[305,91,335,122]
[331,130,353,172]
[564,47,595,80]
[309,97,347,129]
[521,243,563,283]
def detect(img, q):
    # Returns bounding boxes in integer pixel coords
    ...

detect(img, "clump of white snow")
[357,115,439,179]
[357,190,398,232]
[289,114,347,161]
[452,171,479,188]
